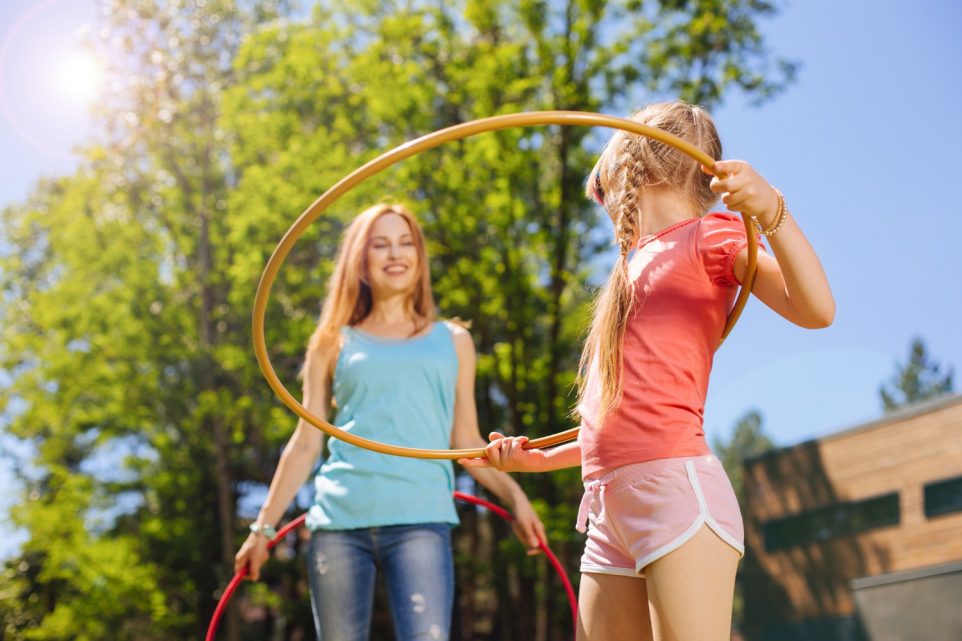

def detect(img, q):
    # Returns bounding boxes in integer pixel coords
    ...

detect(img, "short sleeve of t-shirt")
[696,212,765,287]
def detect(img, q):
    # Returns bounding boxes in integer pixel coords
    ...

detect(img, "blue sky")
[2,0,961,558]
[705,0,961,445]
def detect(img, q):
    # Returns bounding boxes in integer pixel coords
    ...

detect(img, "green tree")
[880,337,955,412]
[0,170,175,637]
[710,409,774,632]
[0,468,168,639]
[1,2,292,639]
[1,1,795,639]
[712,409,775,503]
[223,2,793,636]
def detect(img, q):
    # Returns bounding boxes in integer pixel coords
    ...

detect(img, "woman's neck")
[363,294,420,329]
[634,189,695,238]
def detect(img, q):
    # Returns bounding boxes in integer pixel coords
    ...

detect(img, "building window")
[924,475,962,518]
[763,493,900,552]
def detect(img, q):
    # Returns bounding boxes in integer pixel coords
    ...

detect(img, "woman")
[235,203,546,641]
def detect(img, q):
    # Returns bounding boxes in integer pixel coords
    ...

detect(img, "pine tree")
[880,337,955,412]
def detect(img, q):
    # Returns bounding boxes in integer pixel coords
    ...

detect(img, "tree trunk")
[199,206,239,641]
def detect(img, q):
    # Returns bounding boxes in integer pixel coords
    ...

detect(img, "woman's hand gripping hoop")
[252,111,759,460]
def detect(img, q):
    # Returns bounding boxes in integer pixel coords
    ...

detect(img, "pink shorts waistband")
[577,457,697,533]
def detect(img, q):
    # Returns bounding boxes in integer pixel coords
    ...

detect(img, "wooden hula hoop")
[253,111,758,460]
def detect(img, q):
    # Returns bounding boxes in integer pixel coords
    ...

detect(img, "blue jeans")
[306,523,454,641]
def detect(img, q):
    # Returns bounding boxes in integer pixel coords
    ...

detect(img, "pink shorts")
[577,454,744,577]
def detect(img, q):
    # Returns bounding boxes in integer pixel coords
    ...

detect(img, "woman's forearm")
[255,425,320,527]
[467,467,527,509]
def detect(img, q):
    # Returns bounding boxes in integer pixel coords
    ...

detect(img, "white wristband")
[249,522,278,539]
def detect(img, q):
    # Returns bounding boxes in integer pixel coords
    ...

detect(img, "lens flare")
[55,51,103,106]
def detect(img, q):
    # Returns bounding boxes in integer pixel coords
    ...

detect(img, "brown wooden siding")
[742,395,962,626]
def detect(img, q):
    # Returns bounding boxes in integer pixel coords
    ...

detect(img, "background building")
[742,394,962,641]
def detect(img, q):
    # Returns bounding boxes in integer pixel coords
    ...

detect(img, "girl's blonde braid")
[611,137,646,259]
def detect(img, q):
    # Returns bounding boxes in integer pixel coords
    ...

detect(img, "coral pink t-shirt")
[577,212,760,478]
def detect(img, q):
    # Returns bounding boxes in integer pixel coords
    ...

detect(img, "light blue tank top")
[306,321,460,530]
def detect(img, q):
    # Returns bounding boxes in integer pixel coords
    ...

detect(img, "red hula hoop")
[206,491,579,640]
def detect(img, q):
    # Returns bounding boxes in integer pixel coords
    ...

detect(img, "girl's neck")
[634,189,695,238]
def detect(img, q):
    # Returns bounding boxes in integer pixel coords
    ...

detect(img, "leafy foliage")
[712,409,775,503]
[0,1,793,638]
[710,409,774,631]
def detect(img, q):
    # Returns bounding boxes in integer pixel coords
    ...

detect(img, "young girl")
[462,101,834,641]
[235,203,546,641]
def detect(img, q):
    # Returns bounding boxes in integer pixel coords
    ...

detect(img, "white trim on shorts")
[632,459,744,575]
[579,563,640,578]
[580,456,745,579]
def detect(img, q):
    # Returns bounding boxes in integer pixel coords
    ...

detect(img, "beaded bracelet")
[249,522,278,539]
[750,187,789,237]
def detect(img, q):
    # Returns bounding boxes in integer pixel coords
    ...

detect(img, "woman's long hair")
[578,101,722,425]
[307,203,435,353]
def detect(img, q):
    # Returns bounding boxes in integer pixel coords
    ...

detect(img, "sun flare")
[55,51,104,106]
